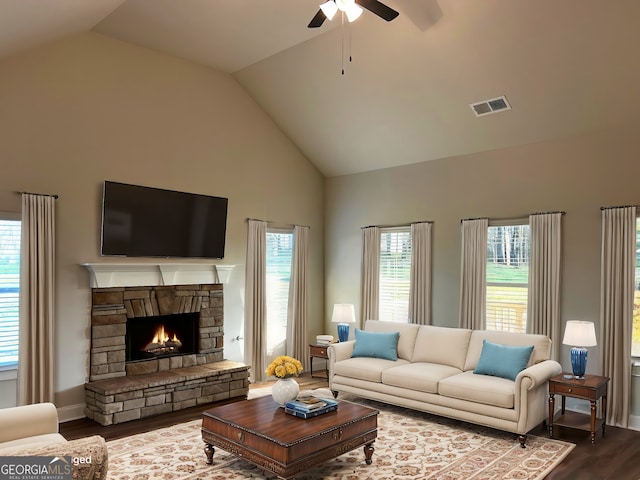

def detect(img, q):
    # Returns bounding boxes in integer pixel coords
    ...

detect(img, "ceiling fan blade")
[308,9,327,28]
[355,0,399,21]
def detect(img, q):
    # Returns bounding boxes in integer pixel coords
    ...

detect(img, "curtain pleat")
[409,222,432,325]
[244,219,267,383]
[459,219,488,330]
[599,206,635,428]
[360,226,380,326]
[287,225,309,367]
[18,194,55,405]
[527,213,562,360]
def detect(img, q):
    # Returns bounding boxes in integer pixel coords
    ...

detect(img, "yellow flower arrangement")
[265,355,304,379]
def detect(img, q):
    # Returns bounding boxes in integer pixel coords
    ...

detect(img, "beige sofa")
[328,320,562,447]
[0,402,108,480]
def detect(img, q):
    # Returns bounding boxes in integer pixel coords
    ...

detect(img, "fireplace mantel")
[82,263,234,288]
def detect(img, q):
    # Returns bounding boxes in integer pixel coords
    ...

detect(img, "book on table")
[284,397,338,418]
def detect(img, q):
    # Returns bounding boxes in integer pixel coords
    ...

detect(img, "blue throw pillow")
[351,329,400,361]
[474,340,534,381]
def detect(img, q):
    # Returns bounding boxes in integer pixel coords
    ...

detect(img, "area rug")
[106,390,574,480]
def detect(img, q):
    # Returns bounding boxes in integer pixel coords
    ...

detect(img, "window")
[0,217,20,370]
[379,227,412,323]
[265,230,293,364]
[633,217,640,357]
[486,223,530,333]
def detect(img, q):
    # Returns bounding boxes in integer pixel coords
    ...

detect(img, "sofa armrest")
[516,360,562,390]
[0,402,60,444]
[328,341,355,363]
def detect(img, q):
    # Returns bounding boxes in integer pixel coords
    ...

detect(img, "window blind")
[633,218,640,356]
[486,224,529,333]
[0,219,20,369]
[379,227,412,323]
[265,231,293,358]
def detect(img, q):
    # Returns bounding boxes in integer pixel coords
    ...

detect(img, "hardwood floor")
[61,373,640,480]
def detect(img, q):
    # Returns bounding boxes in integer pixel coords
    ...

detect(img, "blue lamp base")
[570,347,588,379]
[336,323,350,343]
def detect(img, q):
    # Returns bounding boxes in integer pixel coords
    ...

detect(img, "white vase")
[271,377,299,407]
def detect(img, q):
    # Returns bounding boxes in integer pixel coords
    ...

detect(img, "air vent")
[470,95,511,117]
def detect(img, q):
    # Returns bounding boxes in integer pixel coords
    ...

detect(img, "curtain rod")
[361,220,433,229]
[530,210,565,216]
[600,205,639,210]
[246,218,310,229]
[461,211,565,223]
[16,191,59,199]
[460,217,488,223]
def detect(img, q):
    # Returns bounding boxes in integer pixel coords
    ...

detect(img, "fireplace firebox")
[126,313,198,362]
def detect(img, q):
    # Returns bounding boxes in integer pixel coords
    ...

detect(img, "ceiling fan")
[308,0,399,28]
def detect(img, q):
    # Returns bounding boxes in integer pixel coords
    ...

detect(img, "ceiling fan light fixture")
[345,4,363,22]
[319,1,338,21]
[334,0,362,22]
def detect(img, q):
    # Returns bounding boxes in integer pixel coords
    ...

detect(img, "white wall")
[0,32,325,412]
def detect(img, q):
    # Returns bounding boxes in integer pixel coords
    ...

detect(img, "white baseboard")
[628,414,640,431]
[57,403,86,423]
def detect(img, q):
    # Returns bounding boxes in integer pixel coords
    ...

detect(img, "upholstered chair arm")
[515,360,562,391]
[0,402,60,444]
[328,341,355,364]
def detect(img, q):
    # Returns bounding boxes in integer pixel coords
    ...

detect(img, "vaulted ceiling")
[2,0,640,177]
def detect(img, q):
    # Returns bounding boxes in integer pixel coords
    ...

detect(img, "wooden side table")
[309,344,330,378]
[548,372,609,444]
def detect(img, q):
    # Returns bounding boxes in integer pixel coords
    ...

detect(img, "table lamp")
[562,320,597,379]
[331,304,356,342]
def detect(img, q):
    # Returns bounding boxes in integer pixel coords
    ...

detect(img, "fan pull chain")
[349,22,353,64]
[340,13,354,75]
[341,12,345,75]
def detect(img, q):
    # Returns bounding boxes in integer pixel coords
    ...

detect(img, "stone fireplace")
[83,264,249,426]
[88,283,224,381]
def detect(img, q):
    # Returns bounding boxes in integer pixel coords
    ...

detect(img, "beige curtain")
[600,206,635,428]
[18,193,56,405]
[287,225,309,367]
[360,226,380,326]
[244,219,267,383]
[409,222,432,325]
[527,212,562,360]
[459,218,488,330]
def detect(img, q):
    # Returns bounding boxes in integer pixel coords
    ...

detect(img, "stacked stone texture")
[89,284,224,381]
[85,283,249,425]
[85,360,249,426]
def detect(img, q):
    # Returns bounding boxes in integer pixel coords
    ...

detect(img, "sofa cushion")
[352,329,400,361]
[381,363,462,393]
[463,330,552,372]
[333,357,409,383]
[438,371,516,409]
[363,320,421,361]
[411,325,472,370]
[474,340,534,381]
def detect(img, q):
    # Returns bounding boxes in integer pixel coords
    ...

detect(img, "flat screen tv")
[101,181,228,259]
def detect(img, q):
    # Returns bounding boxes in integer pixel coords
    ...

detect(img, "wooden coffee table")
[201,395,378,479]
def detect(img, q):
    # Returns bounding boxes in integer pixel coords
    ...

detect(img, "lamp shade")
[562,321,597,347]
[331,304,356,324]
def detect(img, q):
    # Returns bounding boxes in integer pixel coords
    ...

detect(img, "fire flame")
[144,324,182,354]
